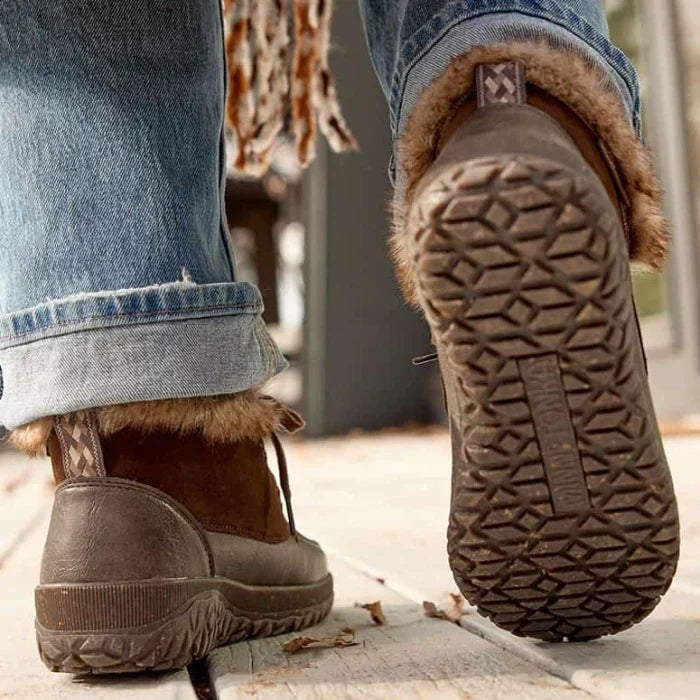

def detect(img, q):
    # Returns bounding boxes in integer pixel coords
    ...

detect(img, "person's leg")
[359,0,664,285]
[361,1,637,132]
[0,0,286,431]
[1,0,331,673]
[360,0,679,640]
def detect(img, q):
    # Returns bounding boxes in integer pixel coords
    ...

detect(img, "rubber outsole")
[35,574,333,674]
[410,154,680,641]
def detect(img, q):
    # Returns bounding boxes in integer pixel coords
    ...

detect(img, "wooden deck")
[0,431,697,699]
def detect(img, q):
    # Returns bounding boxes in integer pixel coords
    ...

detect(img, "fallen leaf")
[422,601,442,618]
[422,593,465,624]
[282,630,357,654]
[355,600,386,625]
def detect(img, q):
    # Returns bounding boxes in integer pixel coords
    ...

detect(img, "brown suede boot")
[28,397,332,674]
[402,61,679,641]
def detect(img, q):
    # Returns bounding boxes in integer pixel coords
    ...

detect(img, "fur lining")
[8,416,54,458]
[9,391,303,457]
[393,42,668,305]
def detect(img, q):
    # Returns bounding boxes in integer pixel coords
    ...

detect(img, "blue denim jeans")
[359,0,640,184]
[0,0,637,429]
[0,0,286,429]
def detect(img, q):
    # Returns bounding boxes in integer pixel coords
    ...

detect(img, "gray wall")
[303,2,433,437]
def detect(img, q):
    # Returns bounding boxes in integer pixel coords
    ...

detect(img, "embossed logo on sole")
[519,354,590,513]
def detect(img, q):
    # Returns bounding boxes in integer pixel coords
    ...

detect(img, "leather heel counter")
[418,103,619,236]
[40,478,213,584]
[436,104,587,175]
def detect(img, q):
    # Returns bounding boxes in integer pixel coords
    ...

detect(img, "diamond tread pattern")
[411,155,680,641]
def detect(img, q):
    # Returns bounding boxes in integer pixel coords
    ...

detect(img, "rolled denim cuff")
[391,4,640,160]
[0,281,287,429]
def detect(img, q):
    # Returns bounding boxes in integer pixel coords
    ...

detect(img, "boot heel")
[36,478,333,673]
[35,576,333,674]
[35,579,231,674]
[411,153,680,641]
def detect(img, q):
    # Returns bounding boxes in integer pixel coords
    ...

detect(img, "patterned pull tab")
[53,411,106,478]
[261,395,306,434]
[475,62,527,109]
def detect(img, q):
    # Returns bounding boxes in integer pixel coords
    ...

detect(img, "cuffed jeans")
[0,0,639,429]
[0,0,286,428]
[359,0,640,186]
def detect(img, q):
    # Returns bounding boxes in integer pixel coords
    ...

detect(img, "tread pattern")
[411,155,680,641]
[36,590,332,674]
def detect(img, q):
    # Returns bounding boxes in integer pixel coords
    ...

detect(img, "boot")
[27,397,331,674]
[403,60,679,641]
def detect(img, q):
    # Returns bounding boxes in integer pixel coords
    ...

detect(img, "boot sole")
[35,574,333,674]
[411,154,680,641]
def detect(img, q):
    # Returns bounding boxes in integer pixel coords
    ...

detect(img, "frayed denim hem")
[0,282,286,429]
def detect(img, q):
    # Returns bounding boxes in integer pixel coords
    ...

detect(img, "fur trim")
[94,391,304,442]
[291,0,318,167]
[393,42,668,305]
[9,391,304,457]
[8,416,54,458]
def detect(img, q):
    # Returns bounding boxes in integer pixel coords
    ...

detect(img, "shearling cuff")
[9,390,304,457]
[392,42,668,305]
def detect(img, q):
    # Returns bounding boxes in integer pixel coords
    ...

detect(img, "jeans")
[0,0,285,429]
[0,0,637,430]
[359,0,640,186]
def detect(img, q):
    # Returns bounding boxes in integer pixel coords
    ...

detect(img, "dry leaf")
[422,601,443,618]
[355,600,386,625]
[423,593,465,624]
[282,630,357,654]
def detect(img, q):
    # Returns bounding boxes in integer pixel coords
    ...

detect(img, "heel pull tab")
[53,411,106,479]
[475,62,527,109]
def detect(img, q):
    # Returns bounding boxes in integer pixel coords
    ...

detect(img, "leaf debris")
[354,600,386,625]
[282,629,357,654]
[423,593,465,624]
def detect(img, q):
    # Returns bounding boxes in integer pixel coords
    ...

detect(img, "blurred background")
[2,0,700,443]
[229,0,700,438]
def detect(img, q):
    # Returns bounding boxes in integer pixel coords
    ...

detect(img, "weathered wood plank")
[209,556,586,699]
[0,502,196,698]
[531,590,700,700]
[282,432,700,700]
[285,432,455,600]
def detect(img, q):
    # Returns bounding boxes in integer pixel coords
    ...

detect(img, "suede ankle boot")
[402,61,679,641]
[28,397,332,674]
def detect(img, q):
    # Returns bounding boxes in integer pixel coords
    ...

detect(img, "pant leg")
[359,0,640,166]
[0,0,285,429]
[358,0,667,307]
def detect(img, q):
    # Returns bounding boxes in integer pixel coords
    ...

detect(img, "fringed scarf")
[223,0,356,177]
